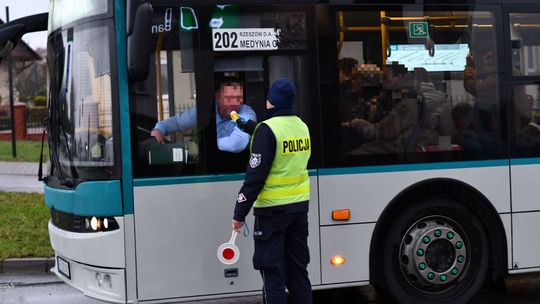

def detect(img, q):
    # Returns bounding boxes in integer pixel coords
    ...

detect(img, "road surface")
[2,272,540,303]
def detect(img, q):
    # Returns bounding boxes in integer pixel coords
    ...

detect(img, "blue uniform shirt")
[154,103,256,153]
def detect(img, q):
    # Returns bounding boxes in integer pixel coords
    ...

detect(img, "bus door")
[130,4,320,301]
[505,7,540,271]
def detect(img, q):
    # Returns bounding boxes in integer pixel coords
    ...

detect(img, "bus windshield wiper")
[38,117,48,182]
[47,112,68,186]
[59,121,79,183]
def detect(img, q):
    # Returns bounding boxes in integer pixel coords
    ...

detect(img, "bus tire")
[376,198,489,304]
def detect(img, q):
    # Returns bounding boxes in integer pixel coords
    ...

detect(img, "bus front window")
[48,22,115,182]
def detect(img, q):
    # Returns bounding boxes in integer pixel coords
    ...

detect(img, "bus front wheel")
[377,198,489,304]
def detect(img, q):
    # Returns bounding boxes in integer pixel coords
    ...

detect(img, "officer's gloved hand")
[230,111,256,135]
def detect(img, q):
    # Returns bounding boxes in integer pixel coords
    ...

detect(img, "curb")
[0,257,55,274]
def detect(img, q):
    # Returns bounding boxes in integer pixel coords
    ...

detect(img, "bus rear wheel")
[376,198,489,304]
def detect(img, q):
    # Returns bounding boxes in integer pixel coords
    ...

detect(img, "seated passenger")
[151,79,257,153]
[341,64,412,139]
[451,102,481,150]
[451,102,499,151]
[341,66,449,154]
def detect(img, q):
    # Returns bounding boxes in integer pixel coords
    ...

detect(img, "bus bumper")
[48,220,126,303]
[52,255,126,303]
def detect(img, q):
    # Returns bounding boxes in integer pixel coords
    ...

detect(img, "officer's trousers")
[253,211,312,304]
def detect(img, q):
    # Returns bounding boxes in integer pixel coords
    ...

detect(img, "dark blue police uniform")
[233,78,312,304]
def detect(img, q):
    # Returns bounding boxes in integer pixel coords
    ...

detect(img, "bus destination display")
[212,28,280,51]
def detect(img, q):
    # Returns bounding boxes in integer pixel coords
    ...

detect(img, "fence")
[0,103,47,141]
[26,106,47,134]
[0,106,10,131]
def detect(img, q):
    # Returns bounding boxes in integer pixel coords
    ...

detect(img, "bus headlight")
[50,209,120,233]
[84,216,119,232]
[90,217,100,231]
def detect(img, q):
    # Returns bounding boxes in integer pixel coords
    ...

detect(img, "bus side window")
[331,8,503,167]
[509,14,540,152]
[510,13,540,77]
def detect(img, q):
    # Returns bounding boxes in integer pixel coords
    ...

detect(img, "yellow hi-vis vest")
[252,116,311,208]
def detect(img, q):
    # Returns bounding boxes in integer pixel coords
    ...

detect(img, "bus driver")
[151,79,257,153]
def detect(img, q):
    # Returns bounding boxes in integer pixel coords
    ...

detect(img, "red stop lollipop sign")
[217,230,240,265]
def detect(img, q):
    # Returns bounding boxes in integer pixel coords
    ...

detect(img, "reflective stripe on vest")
[264,171,308,185]
[253,116,311,208]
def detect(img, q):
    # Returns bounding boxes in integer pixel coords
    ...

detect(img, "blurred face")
[217,83,244,118]
[383,68,398,87]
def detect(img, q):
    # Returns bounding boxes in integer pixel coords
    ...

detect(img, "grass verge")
[0,140,49,162]
[0,192,53,259]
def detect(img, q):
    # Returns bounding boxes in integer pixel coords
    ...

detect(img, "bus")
[2,0,540,303]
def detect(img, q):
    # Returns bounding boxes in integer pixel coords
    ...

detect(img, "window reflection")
[71,25,113,165]
[510,13,540,76]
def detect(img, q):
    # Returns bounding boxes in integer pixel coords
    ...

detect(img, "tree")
[14,47,47,103]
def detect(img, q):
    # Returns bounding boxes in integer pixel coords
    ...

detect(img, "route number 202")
[214,32,239,49]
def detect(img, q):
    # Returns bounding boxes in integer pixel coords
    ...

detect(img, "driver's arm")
[152,106,197,142]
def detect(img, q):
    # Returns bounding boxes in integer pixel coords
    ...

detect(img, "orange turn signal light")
[332,209,351,221]
[331,255,346,266]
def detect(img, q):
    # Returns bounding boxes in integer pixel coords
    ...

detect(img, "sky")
[0,0,49,49]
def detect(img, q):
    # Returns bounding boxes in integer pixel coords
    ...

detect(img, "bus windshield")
[48,0,108,32]
[47,20,115,183]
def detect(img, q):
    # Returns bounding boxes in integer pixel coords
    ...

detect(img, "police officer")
[232,78,312,304]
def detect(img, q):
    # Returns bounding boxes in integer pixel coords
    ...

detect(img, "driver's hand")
[151,129,165,144]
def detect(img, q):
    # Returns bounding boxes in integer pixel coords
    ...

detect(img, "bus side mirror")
[0,13,47,60]
[128,2,153,82]
[0,24,24,59]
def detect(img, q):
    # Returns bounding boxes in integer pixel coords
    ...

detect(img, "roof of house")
[0,18,42,61]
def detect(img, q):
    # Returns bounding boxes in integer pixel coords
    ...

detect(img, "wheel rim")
[399,216,469,293]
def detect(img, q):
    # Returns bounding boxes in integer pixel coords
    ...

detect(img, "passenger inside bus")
[451,102,482,150]
[340,64,452,154]
[341,63,414,152]
[150,77,257,153]
[409,67,452,145]
[463,51,500,137]
[332,9,505,161]
[514,85,540,148]
[338,57,362,119]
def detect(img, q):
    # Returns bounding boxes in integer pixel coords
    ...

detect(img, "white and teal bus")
[2,0,540,303]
